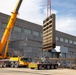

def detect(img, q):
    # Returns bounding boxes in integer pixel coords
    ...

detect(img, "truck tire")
[2,63,7,68]
[38,65,42,70]
[14,62,19,68]
[47,65,50,69]
[51,65,54,69]
[0,65,3,68]
[10,62,14,68]
[54,65,58,69]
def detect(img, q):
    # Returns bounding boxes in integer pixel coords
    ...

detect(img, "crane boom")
[0,0,23,56]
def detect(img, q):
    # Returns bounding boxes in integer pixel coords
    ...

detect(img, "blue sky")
[0,0,76,36]
[52,0,76,16]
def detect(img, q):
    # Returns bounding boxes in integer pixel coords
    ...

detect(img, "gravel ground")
[0,68,76,75]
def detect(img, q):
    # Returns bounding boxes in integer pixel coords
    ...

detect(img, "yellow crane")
[0,0,32,68]
[0,0,23,59]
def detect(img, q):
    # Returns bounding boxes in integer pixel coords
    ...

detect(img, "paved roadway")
[0,68,76,75]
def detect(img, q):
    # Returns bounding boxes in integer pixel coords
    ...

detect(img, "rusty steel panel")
[43,14,56,51]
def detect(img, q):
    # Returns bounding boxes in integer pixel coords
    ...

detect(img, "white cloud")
[56,16,76,36]
[0,0,57,25]
[0,0,18,15]
[19,0,45,25]
[0,0,44,24]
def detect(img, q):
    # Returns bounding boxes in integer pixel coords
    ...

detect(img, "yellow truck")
[29,57,58,70]
[0,56,32,68]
